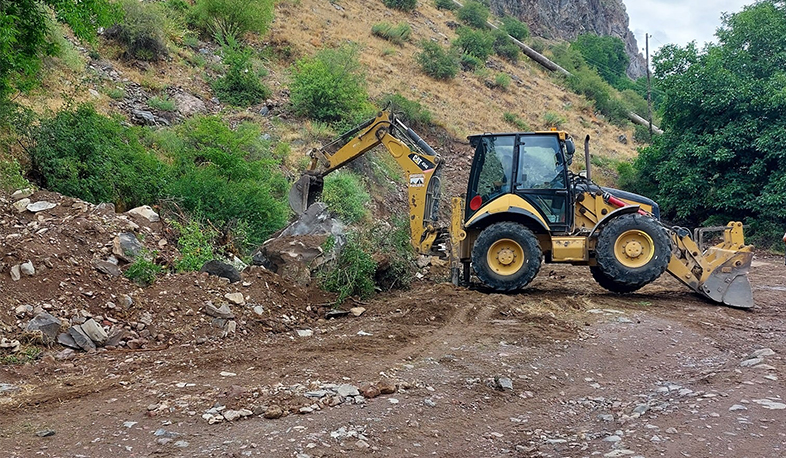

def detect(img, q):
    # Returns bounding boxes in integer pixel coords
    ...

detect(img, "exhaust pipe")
[584,135,591,182]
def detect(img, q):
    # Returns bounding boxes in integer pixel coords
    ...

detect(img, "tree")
[632,1,786,245]
[572,34,629,89]
[0,0,117,99]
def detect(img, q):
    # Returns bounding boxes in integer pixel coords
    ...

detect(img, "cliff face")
[489,0,647,79]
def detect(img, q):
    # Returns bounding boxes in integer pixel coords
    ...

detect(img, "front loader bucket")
[697,249,754,309]
[288,174,323,215]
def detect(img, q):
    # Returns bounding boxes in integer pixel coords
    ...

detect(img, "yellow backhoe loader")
[289,111,754,308]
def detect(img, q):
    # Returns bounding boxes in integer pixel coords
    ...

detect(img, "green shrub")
[162,116,289,248]
[530,38,546,54]
[416,41,459,79]
[434,0,458,10]
[124,251,163,286]
[290,45,370,124]
[491,29,519,62]
[501,15,529,41]
[454,27,494,61]
[106,0,168,61]
[320,235,377,303]
[460,53,484,70]
[503,112,529,130]
[0,346,42,365]
[492,73,511,90]
[322,170,370,223]
[172,219,216,272]
[373,217,416,291]
[633,124,653,144]
[619,88,648,117]
[543,111,566,129]
[380,93,433,128]
[29,104,168,210]
[0,158,29,192]
[211,35,271,107]
[107,86,125,99]
[191,0,274,38]
[382,0,417,12]
[148,95,176,111]
[371,22,412,46]
[456,1,489,29]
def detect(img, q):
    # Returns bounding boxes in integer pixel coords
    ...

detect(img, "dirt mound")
[0,190,332,354]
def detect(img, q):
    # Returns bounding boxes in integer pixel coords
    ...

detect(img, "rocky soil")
[1,189,784,458]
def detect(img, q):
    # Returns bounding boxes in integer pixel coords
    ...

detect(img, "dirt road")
[2,250,783,457]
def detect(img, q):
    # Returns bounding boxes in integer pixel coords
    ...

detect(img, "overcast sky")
[625,0,754,53]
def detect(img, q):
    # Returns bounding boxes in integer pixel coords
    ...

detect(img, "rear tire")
[594,213,671,292]
[472,222,542,291]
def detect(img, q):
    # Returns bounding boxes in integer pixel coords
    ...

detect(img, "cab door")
[514,134,571,233]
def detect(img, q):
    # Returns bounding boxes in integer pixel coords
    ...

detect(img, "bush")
[460,53,484,70]
[543,111,566,129]
[172,219,217,272]
[382,0,417,12]
[319,235,377,304]
[492,29,519,62]
[503,112,529,130]
[322,170,370,223]
[434,0,458,10]
[211,35,271,106]
[191,0,274,38]
[0,158,29,193]
[492,73,511,90]
[148,95,176,111]
[29,104,168,210]
[290,45,370,124]
[501,15,529,41]
[416,41,460,80]
[371,22,412,46]
[373,217,416,291]
[163,116,289,248]
[456,1,489,29]
[454,27,494,61]
[124,252,163,286]
[633,124,654,144]
[106,0,168,61]
[380,93,432,128]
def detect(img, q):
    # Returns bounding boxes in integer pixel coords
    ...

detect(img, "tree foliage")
[572,34,629,89]
[0,0,117,98]
[632,1,786,245]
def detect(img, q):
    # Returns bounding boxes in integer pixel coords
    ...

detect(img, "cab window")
[515,135,564,190]
[474,135,515,200]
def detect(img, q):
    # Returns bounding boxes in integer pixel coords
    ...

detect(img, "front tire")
[472,222,542,291]
[594,213,671,292]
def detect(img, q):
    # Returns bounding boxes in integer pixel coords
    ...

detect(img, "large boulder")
[26,312,63,344]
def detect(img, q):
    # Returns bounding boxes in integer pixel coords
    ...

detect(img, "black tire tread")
[471,222,542,291]
[594,213,671,293]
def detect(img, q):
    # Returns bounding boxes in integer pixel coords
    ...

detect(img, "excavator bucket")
[288,174,323,215]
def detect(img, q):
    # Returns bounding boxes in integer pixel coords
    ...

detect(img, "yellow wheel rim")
[614,229,655,268]
[487,238,525,276]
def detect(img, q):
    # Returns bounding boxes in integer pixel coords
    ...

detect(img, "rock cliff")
[489,0,647,79]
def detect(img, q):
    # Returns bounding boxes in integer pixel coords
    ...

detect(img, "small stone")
[220,371,237,377]
[729,404,747,411]
[200,260,241,283]
[666,427,678,434]
[27,201,57,212]
[224,292,245,305]
[173,441,189,448]
[299,407,313,414]
[336,384,360,397]
[123,421,137,428]
[81,318,108,345]
[68,325,97,352]
[15,304,33,317]
[598,414,614,422]
[93,259,121,276]
[360,385,381,399]
[263,405,283,419]
[350,307,366,317]
[57,333,79,349]
[753,399,786,410]
[11,188,34,200]
[388,398,399,404]
[113,232,143,262]
[424,399,436,407]
[750,348,775,358]
[19,261,35,276]
[252,305,265,316]
[378,381,396,394]
[0,383,20,395]
[296,329,313,337]
[10,265,21,281]
[204,302,234,319]
[741,357,763,367]
[13,198,30,213]
[223,410,242,421]
[494,377,513,391]
[604,450,635,457]
[36,430,55,437]
[604,435,622,442]
[355,440,369,448]
[126,205,160,222]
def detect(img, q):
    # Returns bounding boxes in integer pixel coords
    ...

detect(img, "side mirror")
[564,137,575,165]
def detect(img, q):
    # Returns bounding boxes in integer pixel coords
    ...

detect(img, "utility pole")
[646,33,653,137]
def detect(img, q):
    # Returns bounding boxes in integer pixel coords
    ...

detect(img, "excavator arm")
[289,111,444,254]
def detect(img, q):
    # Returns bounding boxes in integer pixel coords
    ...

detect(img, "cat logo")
[408,153,435,172]
[409,173,425,187]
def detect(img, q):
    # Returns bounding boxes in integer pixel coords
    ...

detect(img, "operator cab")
[466,132,573,233]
